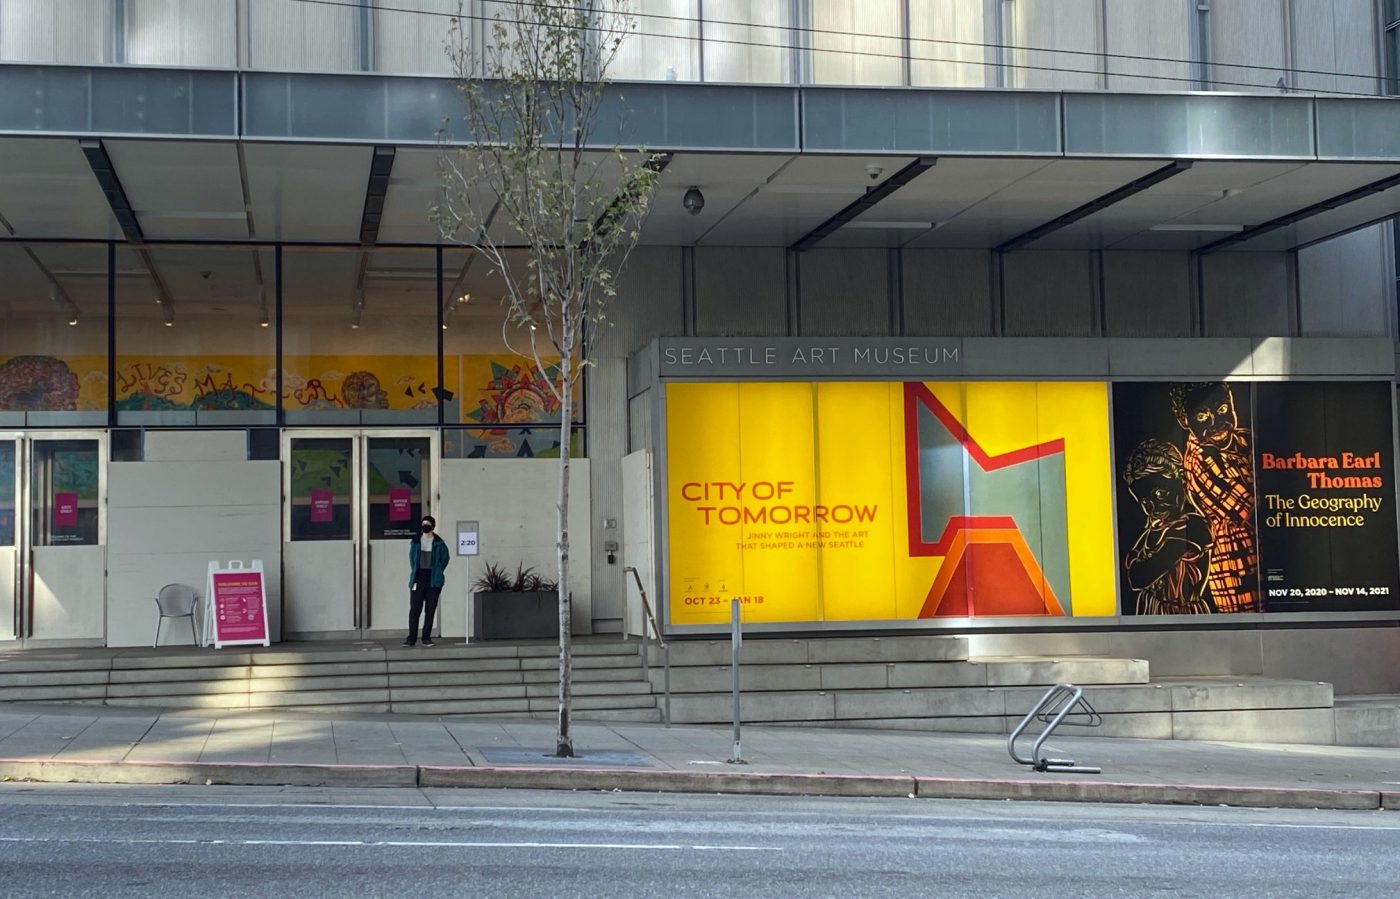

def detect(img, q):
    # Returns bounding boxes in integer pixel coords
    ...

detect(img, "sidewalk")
[0,701,1396,811]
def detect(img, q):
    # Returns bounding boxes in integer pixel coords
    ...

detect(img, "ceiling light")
[1148,223,1245,233]
[67,315,79,327]
[259,309,270,328]
[456,293,471,304]
[49,284,60,304]
[351,308,363,329]
[844,220,936,230]
[354,288,366,311]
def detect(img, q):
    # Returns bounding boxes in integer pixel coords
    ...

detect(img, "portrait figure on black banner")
[1170,382,1259,613]
[1122,439,1213,616]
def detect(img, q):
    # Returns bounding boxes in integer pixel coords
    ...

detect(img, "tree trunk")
[554,341,574,758]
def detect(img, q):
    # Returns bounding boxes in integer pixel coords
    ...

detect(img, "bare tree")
[434,0,662,757]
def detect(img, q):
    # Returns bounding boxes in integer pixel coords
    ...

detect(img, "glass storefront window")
[0,245,109,427]
[0,441,14,546]
[31,439,100,547]
[115,246,276,428]
[289,437,353,541]
[440,249,581,458]
[367,436,430,539]
[283,248,439,426]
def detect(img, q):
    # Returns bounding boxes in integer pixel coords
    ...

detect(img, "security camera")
[866,164,883,181]
[683,186,705,216]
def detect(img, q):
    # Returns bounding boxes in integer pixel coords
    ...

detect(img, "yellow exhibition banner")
[665,381,1116,626]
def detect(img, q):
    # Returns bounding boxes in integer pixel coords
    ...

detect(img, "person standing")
[406,515,449,646]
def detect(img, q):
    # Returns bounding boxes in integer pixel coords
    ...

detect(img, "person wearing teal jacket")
[405,515,450,646]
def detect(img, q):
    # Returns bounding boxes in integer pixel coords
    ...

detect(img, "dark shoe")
[402,639,415,646]
[421,639,435,647]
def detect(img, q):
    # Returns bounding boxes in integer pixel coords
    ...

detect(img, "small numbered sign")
[456,520,480,556]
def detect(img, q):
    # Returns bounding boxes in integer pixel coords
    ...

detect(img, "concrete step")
[1334,696,1400,747]
[110,666,252,684]
[651,635,969,667]
[973,656,1150,686]
[0,670,111,688]
[651,661,989,693]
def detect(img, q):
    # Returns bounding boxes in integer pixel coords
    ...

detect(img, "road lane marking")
[0,837,778,851]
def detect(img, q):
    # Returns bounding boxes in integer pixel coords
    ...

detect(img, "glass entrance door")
[1,433,107,644]
[0,438,16,642]
[283,431,436,638]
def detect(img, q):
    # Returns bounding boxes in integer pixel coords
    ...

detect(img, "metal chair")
[153,584,199,648]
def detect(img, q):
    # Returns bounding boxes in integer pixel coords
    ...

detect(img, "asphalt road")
[0,784,1397,898]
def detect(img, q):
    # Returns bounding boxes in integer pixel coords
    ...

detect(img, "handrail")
[623,566,670,726]
[1007,683,1102,774]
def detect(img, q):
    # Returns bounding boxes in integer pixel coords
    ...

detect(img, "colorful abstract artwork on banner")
[0,355,106,412]
[665,381,1116,626]
[1111,381,1400,615]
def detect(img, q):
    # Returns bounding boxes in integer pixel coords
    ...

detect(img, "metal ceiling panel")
[0,137,120,239]
[243,143,372,242]
[105,140,249,241]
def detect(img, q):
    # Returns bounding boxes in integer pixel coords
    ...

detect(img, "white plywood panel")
[0,547,15,641]
[31,545,104,641]
[107,553,282,647]
[439,459,592,635]
[109,507,279,555]
[143,432,249,463]
[621,450,653,638]
[109,462,280,508]
[368,539,413,638]
[284,541,354,634]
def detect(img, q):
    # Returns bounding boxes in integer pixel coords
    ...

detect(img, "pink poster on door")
[388,487,412,522]
[53,492,78,527]
[211,570,268,645]
[309,489,334,523]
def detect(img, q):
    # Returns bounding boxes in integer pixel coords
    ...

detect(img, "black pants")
[407,569,441,643]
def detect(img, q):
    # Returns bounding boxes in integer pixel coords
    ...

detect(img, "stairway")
[0,639,660,723]
[646,635,1349,745]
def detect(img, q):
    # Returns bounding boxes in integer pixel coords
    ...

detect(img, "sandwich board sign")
[204,560,270,649]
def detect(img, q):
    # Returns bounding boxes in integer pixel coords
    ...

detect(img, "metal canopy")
[2,135,1400,255]
[0,64,1399,254]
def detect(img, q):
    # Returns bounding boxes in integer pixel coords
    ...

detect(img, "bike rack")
[1007,683,1103,774]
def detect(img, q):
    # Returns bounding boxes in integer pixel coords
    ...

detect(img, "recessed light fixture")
[1148,223,1245,233]
[844,220,937,230]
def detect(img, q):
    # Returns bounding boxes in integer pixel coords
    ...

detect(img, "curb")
[0,758,1390,811]
[0,759,418,788]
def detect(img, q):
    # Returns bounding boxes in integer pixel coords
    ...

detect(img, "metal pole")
[726,598,745,764]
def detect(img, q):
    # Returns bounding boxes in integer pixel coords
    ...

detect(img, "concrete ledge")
[913,776,1381,811]
[1382,792,1400,811]
[420,765,916,797]
[0,758,418,788]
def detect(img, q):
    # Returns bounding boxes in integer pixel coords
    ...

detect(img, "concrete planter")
[471,590,559,640]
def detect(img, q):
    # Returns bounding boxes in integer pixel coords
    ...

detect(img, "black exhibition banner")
[1253,381,1400,612]
[1112,381,1259,616]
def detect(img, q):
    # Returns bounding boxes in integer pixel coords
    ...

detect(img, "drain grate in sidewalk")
[478,747,654,768]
